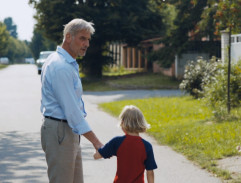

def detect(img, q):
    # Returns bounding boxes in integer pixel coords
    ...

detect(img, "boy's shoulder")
[109,135,126,143]
[141,137,151,145]
[98,135,126,158]
[140,138,154,152]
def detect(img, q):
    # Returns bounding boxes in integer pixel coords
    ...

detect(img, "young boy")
[94,105,157,183]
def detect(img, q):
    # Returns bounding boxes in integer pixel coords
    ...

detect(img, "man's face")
[69,29,91,58]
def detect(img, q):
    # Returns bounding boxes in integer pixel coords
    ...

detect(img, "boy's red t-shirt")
[98,134,157,183]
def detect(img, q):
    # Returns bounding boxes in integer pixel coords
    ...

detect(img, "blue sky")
[0,0,35,41]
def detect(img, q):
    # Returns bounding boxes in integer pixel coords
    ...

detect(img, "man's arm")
[83,131,103,150]
[146,170,154,183]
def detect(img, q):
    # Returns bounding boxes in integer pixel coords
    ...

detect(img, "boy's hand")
[93,151,103,160]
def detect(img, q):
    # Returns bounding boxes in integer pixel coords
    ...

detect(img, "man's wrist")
[93,139,103,150]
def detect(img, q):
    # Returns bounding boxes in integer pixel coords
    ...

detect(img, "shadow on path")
[0,131,47,183]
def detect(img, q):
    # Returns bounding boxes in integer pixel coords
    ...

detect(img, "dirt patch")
[218,156,241,180]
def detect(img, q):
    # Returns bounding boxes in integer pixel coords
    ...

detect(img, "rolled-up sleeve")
[52,68,91,135]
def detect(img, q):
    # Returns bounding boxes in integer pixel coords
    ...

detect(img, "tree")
[150,0,215,68]
[0,21,31,63]
[6,37,32,63]
[29,28,57,60]
[0,22,10,57]
[195,2,218,41]
[29,0,164,77]
[191,0,241,113]
[209,0,241,113]
[4,17,18,38]
[197,0,241,35]
[211,0,241,34]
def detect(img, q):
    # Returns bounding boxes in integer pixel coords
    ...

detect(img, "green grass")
[0,64,8,70]
[103,69,138,76]
[82,78,115,91]
[82,72,180,91]
[102,65,140,76]
[99,96,241,180]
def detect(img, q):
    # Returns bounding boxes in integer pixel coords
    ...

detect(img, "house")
[221,31,241,64]
[109,37,221,79]
[108,38,164,72]
[109,42,148,71]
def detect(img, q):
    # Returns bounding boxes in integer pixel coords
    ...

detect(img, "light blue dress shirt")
[41,46,91,135]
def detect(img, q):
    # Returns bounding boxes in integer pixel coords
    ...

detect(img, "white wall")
[175,52,209,78]
[231,34,241,64]
[221,32,241,64]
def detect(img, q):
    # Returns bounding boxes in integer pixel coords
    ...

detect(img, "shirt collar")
[57,46,76,63]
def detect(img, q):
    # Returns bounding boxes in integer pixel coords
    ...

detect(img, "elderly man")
[40,18,103,183]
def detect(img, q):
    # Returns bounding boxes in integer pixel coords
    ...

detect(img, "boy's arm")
[146,170,154,183]
[93,151,103,160]
[93,136,123,160]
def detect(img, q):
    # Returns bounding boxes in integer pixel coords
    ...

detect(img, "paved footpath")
[82,92,223,183]
[0,65,223,183]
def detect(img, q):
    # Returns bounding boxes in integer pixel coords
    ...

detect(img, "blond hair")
[63,18,95,39]
[119,105,150,133]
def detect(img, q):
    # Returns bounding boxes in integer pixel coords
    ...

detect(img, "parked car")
[36,51,54,75]
[25,57,35,64]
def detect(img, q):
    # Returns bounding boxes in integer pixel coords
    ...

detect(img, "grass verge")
[82,72,180,91]
[0,64,8,70]
[99,96,241,181]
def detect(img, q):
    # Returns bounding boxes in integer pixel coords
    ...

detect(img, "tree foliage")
[203,60,241,120]
[6,37,32,63]
[4,17,18,38]
[195,0,241,36]
[0,22,10,57]
[0,19,32,63]
[29,28,57,60]
[212,0,241,34]
[149,0,213,68]
[158,0,241,67]
[29,0,164,77]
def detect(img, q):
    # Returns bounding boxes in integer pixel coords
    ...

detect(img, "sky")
[0,0,36,41]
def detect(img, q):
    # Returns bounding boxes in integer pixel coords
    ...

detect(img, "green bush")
[204,60,241,119]
[179,57,220,98]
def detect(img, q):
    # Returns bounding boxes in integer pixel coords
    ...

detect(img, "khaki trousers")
[41,118,83,183]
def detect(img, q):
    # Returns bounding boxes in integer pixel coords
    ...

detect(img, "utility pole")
[227,0,232,114]
[227,27,231,114]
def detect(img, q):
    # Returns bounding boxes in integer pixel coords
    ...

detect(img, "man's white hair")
[63,18,95,39]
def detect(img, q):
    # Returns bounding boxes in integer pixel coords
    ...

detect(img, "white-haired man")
[40,18,103,183]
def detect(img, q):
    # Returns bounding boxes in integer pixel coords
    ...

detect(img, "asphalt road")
[0,65,223,183]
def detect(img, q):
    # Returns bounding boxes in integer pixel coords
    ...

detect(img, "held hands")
[93,150,103,160]
[82,131,103,159]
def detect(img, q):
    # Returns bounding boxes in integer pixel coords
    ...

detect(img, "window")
[237,36,241,42]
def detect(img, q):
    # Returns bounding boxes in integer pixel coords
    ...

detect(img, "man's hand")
[93,151,103,160]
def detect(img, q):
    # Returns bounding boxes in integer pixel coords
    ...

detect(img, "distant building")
[109,42,149,71]
[221,31,241,64]
[0,57,9,64]
[109,39,220,79]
